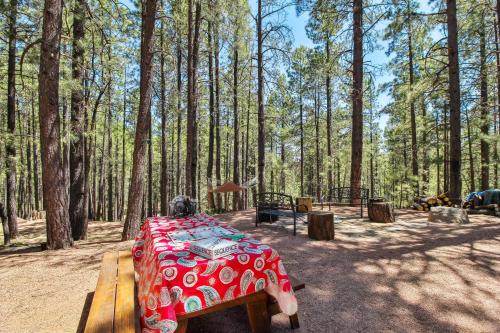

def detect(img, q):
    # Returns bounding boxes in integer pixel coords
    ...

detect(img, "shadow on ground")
[0,208,499,333]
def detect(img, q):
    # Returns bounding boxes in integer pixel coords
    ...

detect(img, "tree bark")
[160,15,168,216]
[299,70,304,196]
[32,86,40,211]
[214,11,222,209]
[39,0,73,249]
[466,107,475,192]
[122,0,157,240]
[207,19,215,209]
[314,85,321,202]
[422,100,430,193]
[148,110,153,217]
[27,92,33,216]
[350,0,363,204]
[407,6,419,196]
[107,62,114,221]
[326,37,333,202]
[368,200,395,223]
[479,16,489,190]
[443,103,449,193]
[495,14,500,188]
[232,43,241,210]
[446,0,462,200]
[6,0,18,238]
[120,69,127,220]
[257,0,266,194]
[1,203,10,246]
[68,0,87,238]
[185,0,201,198]
[176,31,182,195]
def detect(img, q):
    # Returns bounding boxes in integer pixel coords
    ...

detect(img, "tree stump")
[307,212,334,240]
[368,199,395,223]
[296,197,312,213]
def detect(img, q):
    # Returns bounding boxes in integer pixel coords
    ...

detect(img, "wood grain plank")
[246,298,271,333]
[85,252,119,333]
[114,251,137,333]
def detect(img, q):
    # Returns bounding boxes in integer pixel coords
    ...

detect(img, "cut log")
[428,207,470,224]
[296,197,312,213]
[307,212,334,240]
[413,203,423,211]
[368,200,395,223]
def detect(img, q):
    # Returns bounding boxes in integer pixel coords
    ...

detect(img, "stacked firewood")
[412,193,452,211]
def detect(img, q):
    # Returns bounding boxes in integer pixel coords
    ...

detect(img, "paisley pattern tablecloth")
[132,212,298,333]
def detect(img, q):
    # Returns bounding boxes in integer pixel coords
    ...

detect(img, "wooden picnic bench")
[84,251,305,333]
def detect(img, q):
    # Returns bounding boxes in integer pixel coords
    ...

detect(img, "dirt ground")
[1,208,499,333]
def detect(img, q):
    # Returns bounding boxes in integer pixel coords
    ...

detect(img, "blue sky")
[283,5,393,129]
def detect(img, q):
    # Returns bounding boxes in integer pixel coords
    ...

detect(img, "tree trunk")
[160,14,169,216]
[120,69,127,220]
[314,85,321,202]
[17,106,26,219]
[479,16,489,190]
[350,0,363,204]
[407,5,419,196]
[207,19,215,209]
[214,18,222,209]
[369,99,375,197]
[107,69,114,221]
[443,103,449,193]
[32,86,40,212]
[69,0,87,240]
[148,108,153,217]
[1,203,10,246]
[232,43,241,210]
[176,32,182,195]
[466,108,475,192]
[6,0,18,238]
[27,92,33,216]
[62,97,70,205]
[244,72,251,209]
[185,0,201,198]
[422,100,429,193]
[495,14,500,188]
[299,71,304,197]
[39,0,73,249]
[257,0,266,194]
[446,0,462,200]
[326,37,333,202]
[122,0,157,240]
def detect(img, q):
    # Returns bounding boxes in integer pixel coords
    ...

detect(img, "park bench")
[256,192,309,236]
[328,187,369,217]
[85,251,305,333]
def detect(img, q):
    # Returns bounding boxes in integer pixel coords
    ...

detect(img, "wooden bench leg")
[175,318,188,333]
[246,298,270,333]
[289,313,300,329]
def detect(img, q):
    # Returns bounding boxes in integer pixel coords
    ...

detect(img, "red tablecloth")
[132,212,297,333]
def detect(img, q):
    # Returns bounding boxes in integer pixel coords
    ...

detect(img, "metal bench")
[85,251,305,332]
[256,192,308,236]
[328,187,369,217]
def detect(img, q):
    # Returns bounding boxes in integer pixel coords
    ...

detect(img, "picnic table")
[132,212,298,333]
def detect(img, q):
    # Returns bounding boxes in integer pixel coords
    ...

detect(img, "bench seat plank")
[85,252,119,333]
[114,251,136,333]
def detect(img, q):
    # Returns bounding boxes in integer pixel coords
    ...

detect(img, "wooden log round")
[296,197,312,213]
[368,200,395,223]
[307,212,334,240]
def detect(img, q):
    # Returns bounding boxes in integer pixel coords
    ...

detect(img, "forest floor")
[0,208,499,333]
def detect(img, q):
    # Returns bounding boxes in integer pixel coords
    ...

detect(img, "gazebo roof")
[210,181,245,193]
